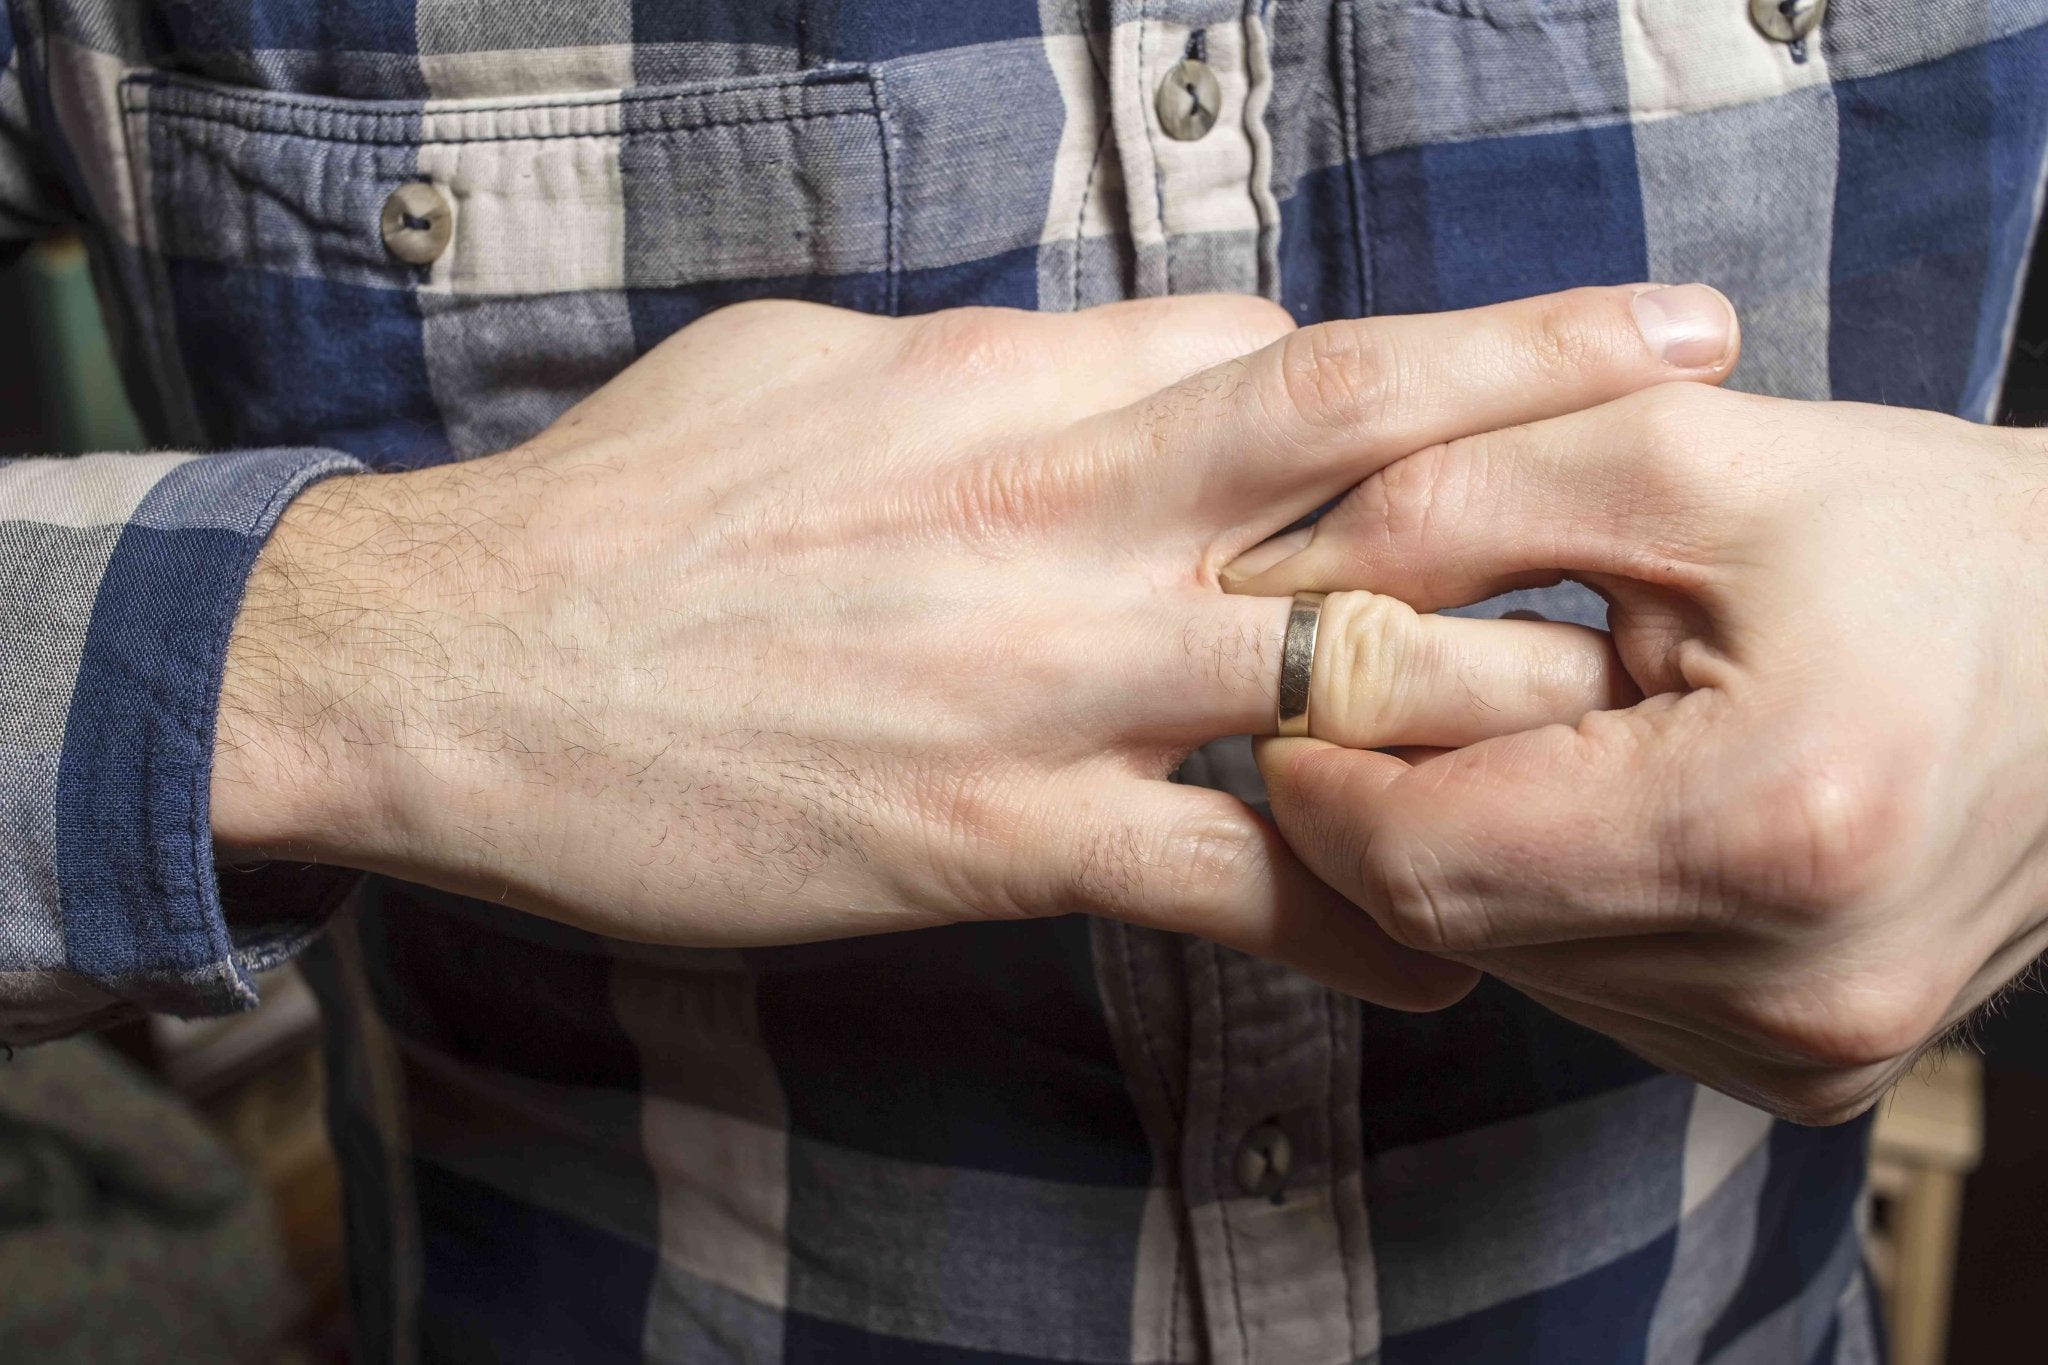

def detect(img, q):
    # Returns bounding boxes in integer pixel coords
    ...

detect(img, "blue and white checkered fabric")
[5,2,2045,1360]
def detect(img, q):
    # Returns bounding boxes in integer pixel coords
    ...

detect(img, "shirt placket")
[1099,747,1381,1365]
[1099,5,1366,1358]
[1179,936,1378,1365]
[1105,0,1282,300]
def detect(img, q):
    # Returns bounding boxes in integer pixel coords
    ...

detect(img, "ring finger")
[1150,590,1638,748]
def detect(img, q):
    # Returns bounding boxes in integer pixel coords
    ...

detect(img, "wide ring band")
[1276,591,1327,738]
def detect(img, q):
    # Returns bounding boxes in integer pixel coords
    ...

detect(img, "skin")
[1235,372,2048,1123]
[210,285,1732,1011]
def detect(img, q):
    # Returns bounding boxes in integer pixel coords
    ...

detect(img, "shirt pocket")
[106,68,896,463]
[1348,0,1632,156]
[1337,0,1863,321]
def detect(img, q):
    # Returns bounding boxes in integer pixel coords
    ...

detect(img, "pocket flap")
[119,68,895,297]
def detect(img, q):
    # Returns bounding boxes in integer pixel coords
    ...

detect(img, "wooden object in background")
[1868,1052,1984,1365]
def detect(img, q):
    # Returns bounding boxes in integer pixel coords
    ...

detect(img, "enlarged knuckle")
[1737,970,1948,1074]
[892,306,1034,382]
[1620,382,1723,489]
[1711,758,1907,920]
[1275,322,1400,434]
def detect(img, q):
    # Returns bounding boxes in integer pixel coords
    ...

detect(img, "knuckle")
[1358,825,1458,953]
[1205,293,1299,351]
[1622,383,1722,484]
[1709,758,1908,920]
[1520,292,1613,375]
[1159,814,1268,903]
[1758,1069,1898,1127]
[701,295,825,334]
[943,448,1092,539]
[1275,322,1400,434]
[892,306,1033,382]
[1737,970,1948,1073]
[1075,809,1265,917]
[1368,442,1465,544]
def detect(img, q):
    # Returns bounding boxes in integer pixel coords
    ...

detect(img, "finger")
[1512,983,1905,1126]
[883,295,1296,431]
[1473,902,2030,1077]
[1038,777,1479,1011]
[1131,591,1637,747]
[1254,691,1719,954]
[1080,293,1299,400]
[1107,283,1738,541]
[1226,381,1746,611]
[1300,591,1638,748]
[1470,936,1871,1073]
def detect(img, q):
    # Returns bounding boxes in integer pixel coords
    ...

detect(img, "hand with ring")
[1235,293,2048,1120]
[212,286,1733,1008]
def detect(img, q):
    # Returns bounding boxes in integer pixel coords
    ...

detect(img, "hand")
[1236,369,2048,1118]
[212,287,1730,1006]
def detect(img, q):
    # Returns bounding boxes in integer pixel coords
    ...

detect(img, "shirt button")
[1748,0,1827,44]
[1234,1120,1293,1201]
[380,181,452,266]
[1156,57,1222,142]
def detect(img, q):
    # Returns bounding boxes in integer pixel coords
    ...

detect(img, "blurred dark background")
[1947,263,2048,1363]
[3,238,2047,1363]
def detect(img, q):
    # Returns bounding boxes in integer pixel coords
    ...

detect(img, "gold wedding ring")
[1276,591,1326,737]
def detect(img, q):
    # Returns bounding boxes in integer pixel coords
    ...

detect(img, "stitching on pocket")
[119,67,885,144]
[116,63,897,298]
[1370,0,1613,21]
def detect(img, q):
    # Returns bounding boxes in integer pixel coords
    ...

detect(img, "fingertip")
[1255,735,1404,796]
[1629,282,1739,374]
[1217,525,1313,592]
[1313,941,1481,1012]
[1381,953,1483,1013]
[1251,735,1337,789]
[1266,854,1482,1011]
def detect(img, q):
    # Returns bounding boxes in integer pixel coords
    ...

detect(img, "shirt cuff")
[5,448,364,1033]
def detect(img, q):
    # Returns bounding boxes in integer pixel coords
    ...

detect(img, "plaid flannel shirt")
[4,2,2045,1361]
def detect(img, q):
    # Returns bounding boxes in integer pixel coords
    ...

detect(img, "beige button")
[1156,57,1222,142]
[1234,1121,1293,1201]
[380,181,451,266]
[1749,0,1827,44]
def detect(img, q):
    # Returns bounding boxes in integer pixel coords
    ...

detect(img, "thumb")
[1255,737,1478,1010]
[1256,736,1409,914]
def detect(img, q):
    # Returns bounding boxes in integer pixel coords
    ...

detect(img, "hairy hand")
[1235,378,2048,1117]
[214,287,1730,1006]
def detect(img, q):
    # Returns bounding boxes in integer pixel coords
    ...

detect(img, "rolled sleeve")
[1,448,363,1042]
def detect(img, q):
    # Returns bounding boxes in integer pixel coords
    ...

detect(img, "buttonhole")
[1780,0,1811,64]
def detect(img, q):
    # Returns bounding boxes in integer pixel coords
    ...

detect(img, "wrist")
[211,468,455,868]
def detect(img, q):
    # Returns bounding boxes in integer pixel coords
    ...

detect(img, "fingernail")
[1631,283,1735,369]
[1219,527,1314,589]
